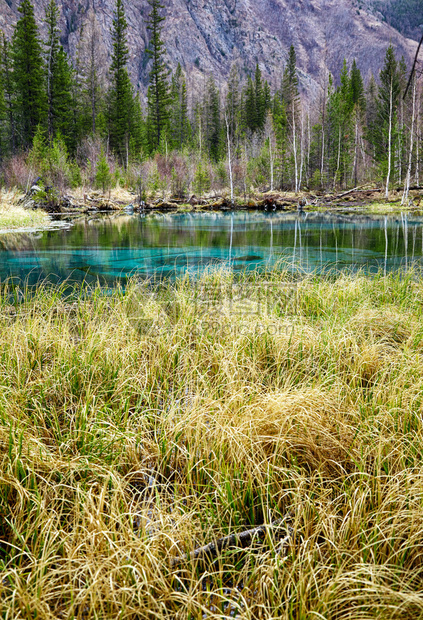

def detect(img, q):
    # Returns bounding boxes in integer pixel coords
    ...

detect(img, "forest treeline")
[0,0,421,202]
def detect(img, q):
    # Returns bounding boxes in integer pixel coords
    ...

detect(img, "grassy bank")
[1,269,423,618]
[0,189,50,231]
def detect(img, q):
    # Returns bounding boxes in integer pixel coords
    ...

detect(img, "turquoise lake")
[1,211,423,286]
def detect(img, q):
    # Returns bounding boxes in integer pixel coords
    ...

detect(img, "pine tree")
[170,63,189,149]
[12,0,46,148]
[108,0,133,165]
[146,0,171,152]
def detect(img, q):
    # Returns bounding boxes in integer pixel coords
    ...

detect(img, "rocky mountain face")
[0,0,418,98]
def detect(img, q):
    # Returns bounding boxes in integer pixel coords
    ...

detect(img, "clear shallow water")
[0,211,423,286]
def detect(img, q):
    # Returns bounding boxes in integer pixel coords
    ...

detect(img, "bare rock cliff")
[0,0,417,96]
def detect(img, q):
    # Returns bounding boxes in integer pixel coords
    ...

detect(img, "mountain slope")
[367,0,423,41]
[0,0,417,97]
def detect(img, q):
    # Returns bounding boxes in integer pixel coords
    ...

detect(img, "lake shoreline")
[5,184,422,222]
[1,184,422,235]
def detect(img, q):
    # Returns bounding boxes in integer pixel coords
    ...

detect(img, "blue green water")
[0,211,422,286]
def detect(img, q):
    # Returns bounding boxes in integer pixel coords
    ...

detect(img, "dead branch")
[170,518,293,569]
[335,187,380,199]
[404,32,423,101]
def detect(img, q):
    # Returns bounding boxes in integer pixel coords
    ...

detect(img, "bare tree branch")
[170,518,294,569]
[404,32,423,100]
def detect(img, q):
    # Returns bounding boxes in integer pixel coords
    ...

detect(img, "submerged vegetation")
[1,268,423,617]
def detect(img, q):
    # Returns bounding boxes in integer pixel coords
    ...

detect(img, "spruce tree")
[244,76,256,132]
[226,63,240,141]
[129,92,146,157]
[0,39,6,161]
[282,45,299,108]
[281,44,301,191]
[203,76,221,161]
[108,0,133,164]
[349,60,365,187]
[0,34,16,153]
[350,59,365,111]
[95,148,112,193]
[397,55,408,183]
[79,11,106,136]
[372,46,400,193]
[44,2,75,149]
[170,63,189,149]
[12,0,46,148]
[243,65,267,133]
[263,81,271,113]
[55,48,75,148]
[254,64,266,131]
[272,92,288,187]
[44,0,60,139]
[146,0,171,152]
[365,74,378,158]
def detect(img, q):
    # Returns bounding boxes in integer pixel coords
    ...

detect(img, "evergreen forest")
[0,0,422,202]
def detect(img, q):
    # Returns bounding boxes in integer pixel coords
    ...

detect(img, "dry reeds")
[0,189,49,230]
[1,269,423,618]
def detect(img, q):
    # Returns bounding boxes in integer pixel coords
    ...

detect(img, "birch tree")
[402,76,417,205]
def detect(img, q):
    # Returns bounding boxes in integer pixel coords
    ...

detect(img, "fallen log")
[171,518,293,569]
[335,187,380,199]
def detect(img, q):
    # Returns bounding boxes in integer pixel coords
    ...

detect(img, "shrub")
[95,149,112,193]
[193,160,211,198]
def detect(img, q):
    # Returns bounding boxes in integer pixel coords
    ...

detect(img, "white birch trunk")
[292,101,298,193]
[307,112,311,187]
[402,79,417,206]
[225,113,234,204]
[299,108,305,191]
[385,78,394,200]
[352,110,359,187]
[269,137,274,192]
[334,126,341,190]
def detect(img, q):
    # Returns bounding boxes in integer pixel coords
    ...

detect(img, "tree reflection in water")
[1,211,423,286]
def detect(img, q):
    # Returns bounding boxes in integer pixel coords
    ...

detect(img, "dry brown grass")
[1,270,423,618]
[0,188,50,230]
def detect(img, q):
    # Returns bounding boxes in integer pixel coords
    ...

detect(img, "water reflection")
[1,211,423,286]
